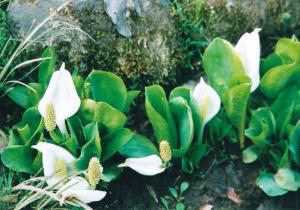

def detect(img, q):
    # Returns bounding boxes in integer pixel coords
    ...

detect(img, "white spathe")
[32,142,75,187]
[192,78,221,126]
[38,63,81,134]
[235,28,261,92]
[59,177,107,204]
[119,154,165,176]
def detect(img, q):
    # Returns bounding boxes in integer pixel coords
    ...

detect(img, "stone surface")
[6,0,181,87]
[202,0,300,54]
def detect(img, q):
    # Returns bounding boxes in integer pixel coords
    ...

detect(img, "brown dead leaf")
[199,204,214,210]
[227,188,242,204]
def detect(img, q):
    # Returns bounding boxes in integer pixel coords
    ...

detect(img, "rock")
[6,0,182,87]
[202,0,300,54]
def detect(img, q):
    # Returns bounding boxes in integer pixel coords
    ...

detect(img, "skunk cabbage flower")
[87,157,103,188]
[32,142,76,187]
[58,176,106,204]
[119,154,165,176]
[235,28,261,92]
[159,140,172,162]
[192,78,221,127]
[38,63,80,134]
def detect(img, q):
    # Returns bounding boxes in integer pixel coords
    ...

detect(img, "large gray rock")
[7,0,181,87]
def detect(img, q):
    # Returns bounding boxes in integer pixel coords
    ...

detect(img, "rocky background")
[5,0,300,87]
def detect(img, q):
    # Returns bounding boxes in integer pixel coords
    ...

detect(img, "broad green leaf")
[145,85,178,147]
[260,53,282,75]
[101,128,134,162]
[275,38,300,64]
[7,83,43,109]
[256,172,287,196]
[1,145,36,174]
[260,63,300,99]
[203,38,245,100]
[84,123,101,155]
[74,123,101,170]
[289,121,300,166]
[74,138,99,170]
[269,141,290,170]
[38,47,56,85]
[274,168,300,191]
[86,70,127,111]
[224,75,251,147]
[245,108,276,145]
[242,146,259,163]
[272,86,297,138]
[78,99,127,131]
[123,90,140,112]
[181,143,207,174]
[95,102,127,131]
[119,134,158,158]
[67,115,85,147]
[72,75,85,99]
[170,87,202,140]
[169,97,194,158]
[9,108,44,146]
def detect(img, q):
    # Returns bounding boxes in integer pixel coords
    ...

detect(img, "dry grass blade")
[0,0,71,82]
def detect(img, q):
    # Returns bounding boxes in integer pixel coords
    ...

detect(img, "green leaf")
[245,108,276,145]
[67,115,85,147]
[74,123,101,170]
[176,203,185,210]
[260,53,282,75]
[74,138,99,170]
[260,63,300,99]
[123,90,140,112]
[170,87,202,141]
[101,128,134,162]
[95,102,127,131]
[242,146,259,163]
[289,121,300,166]
[180,182,189,193]
[72,75,85,99]
[38,47,56,85]
[169,97,194,157]
[78,99,127,131]
[203,38,245,100]
[102,165,123,183]
[7,83,43,109]
[269,141,290,169]
[1,145,36,174]
[168,187,178,199]
[86,70,127,111]
[256,172,287,196]
[119,134,158,158]
[9,107,44,146]
[160,197,169,210]
[224,75,251,147]
[274,168,300,191]
[181,143,207,173]
[145,85,178,147]
[271,86,297,138]
[275,38,300,64]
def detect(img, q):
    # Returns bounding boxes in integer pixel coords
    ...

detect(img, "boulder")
[7,0,181,87]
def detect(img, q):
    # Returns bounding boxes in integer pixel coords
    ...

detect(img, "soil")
[94,155,300,210]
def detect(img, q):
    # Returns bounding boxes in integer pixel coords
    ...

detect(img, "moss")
[201,0,300,54]
[51,1,183,89]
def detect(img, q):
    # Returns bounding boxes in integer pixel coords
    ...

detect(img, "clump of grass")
[0,165,25,209]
